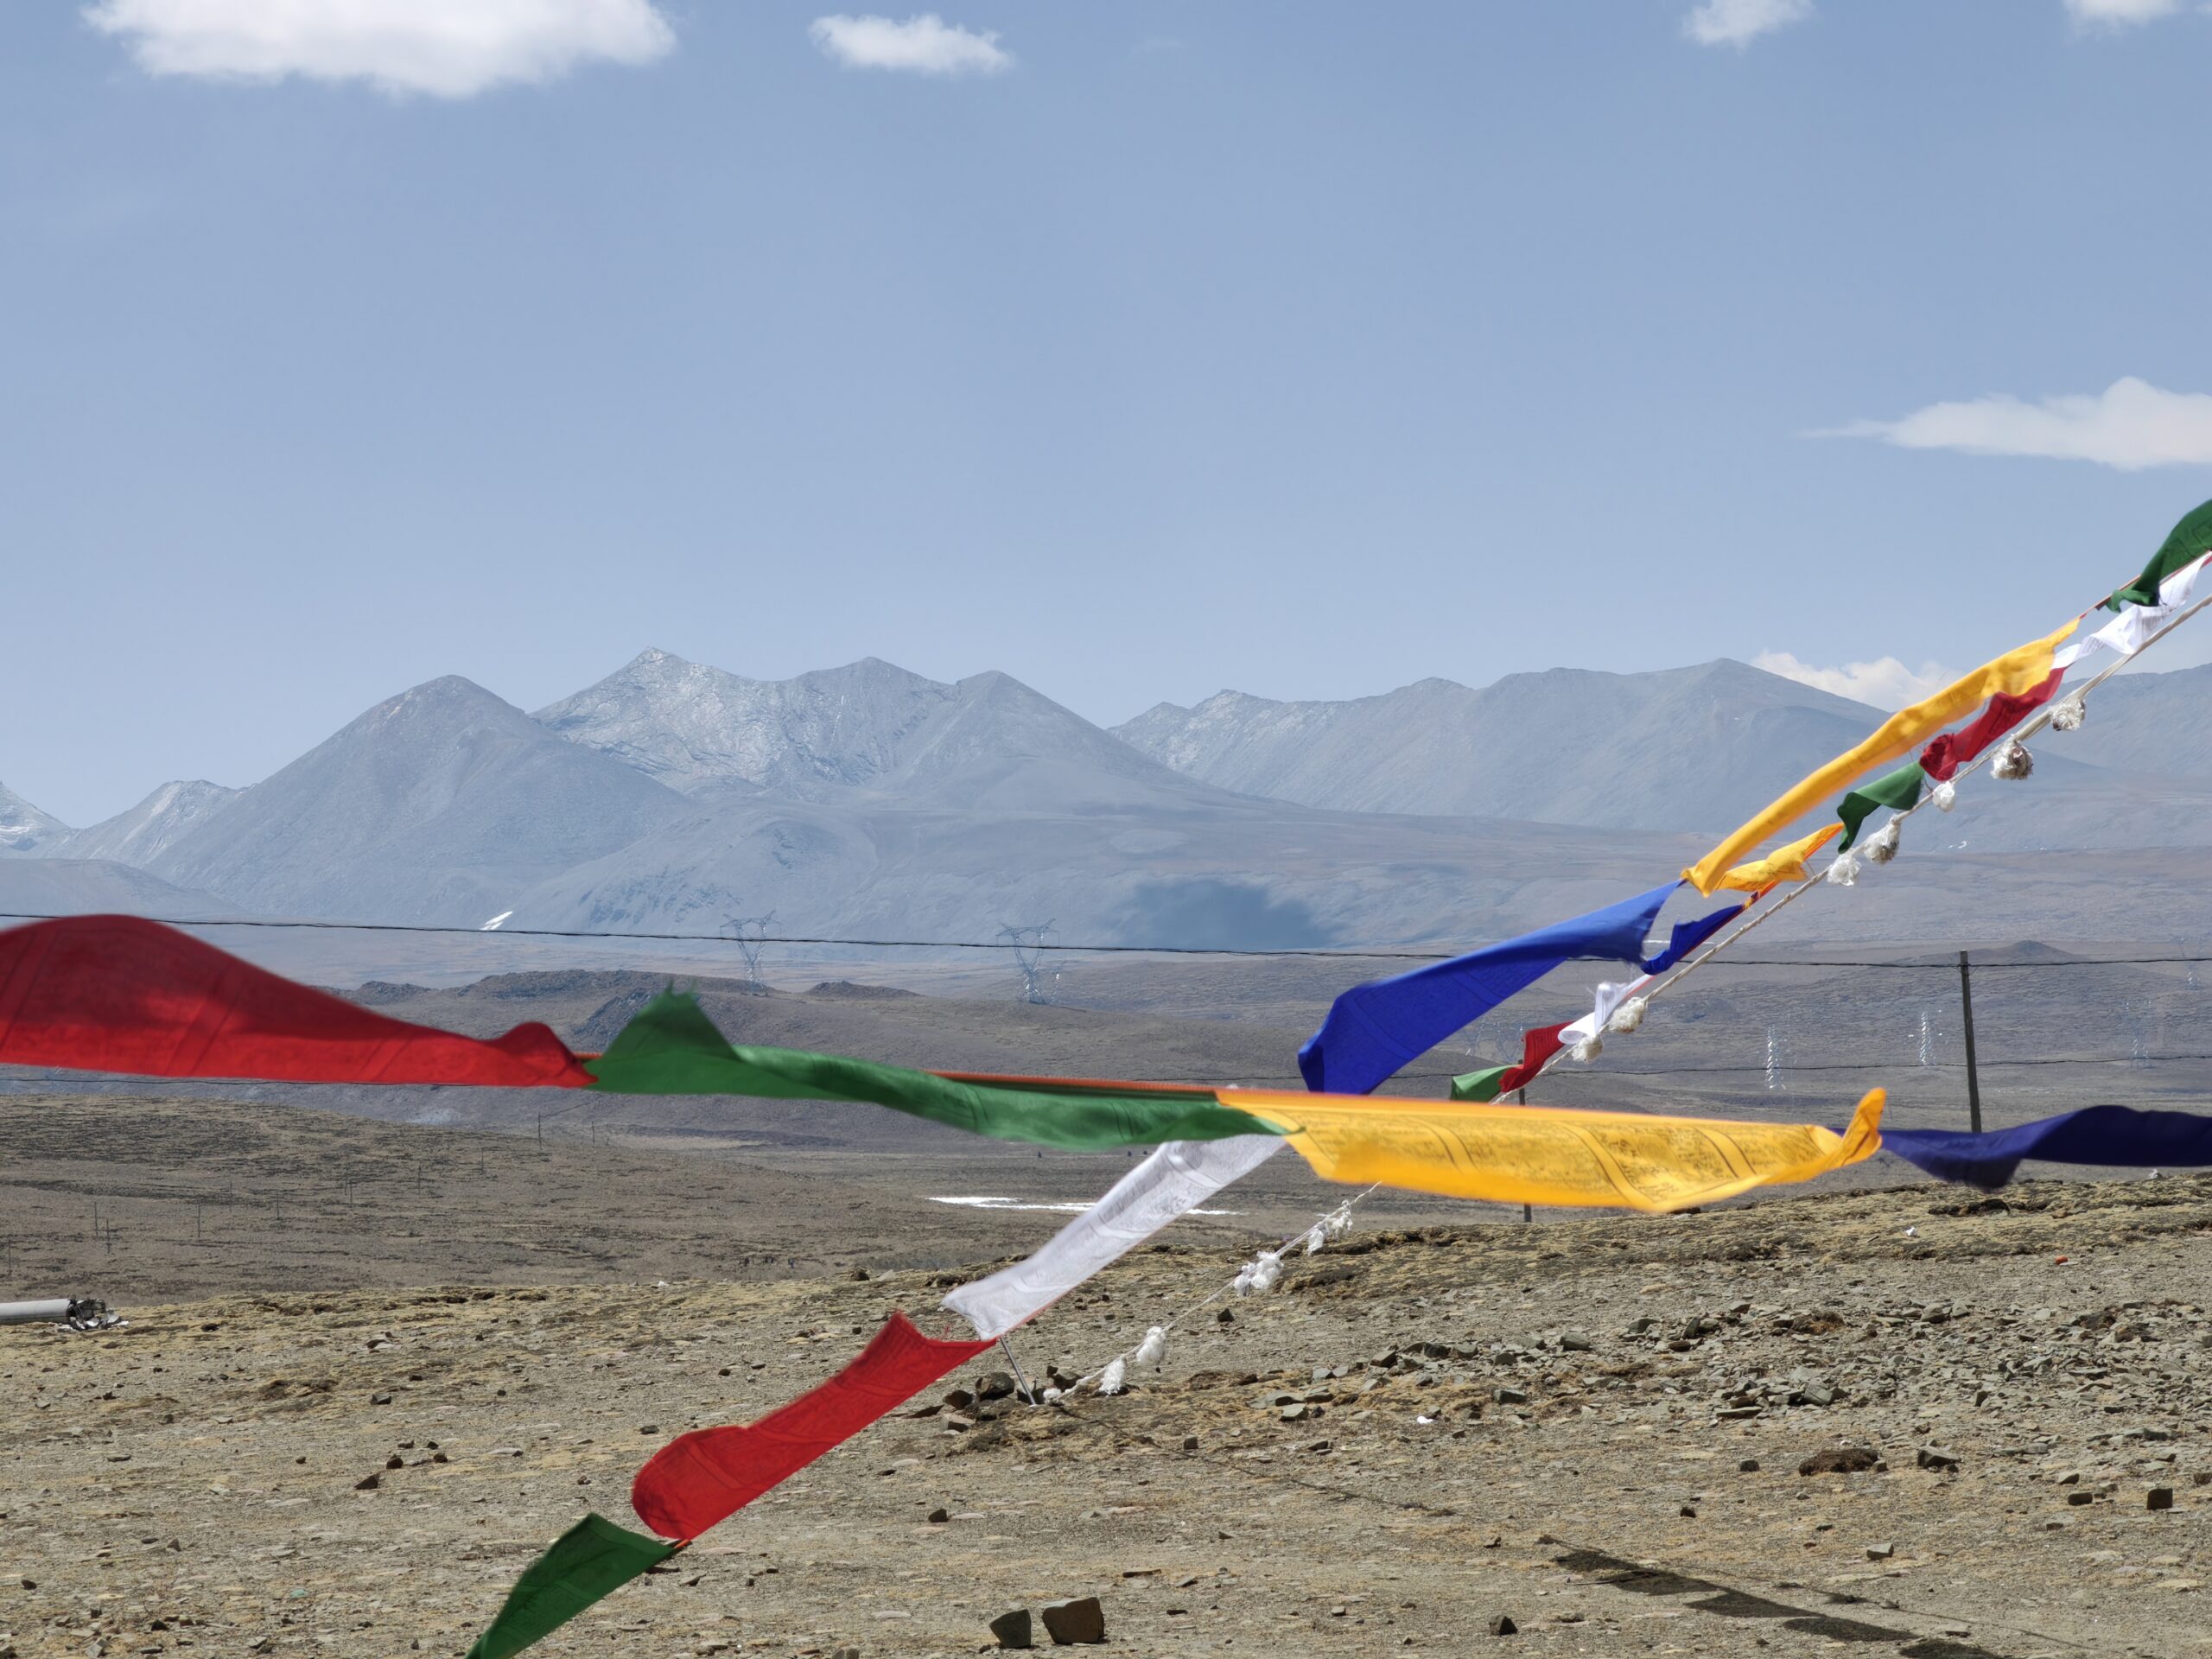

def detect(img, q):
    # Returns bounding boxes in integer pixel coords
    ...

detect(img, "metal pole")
[995,1334,1038,1403]
[1958,950,1983,1135]
[0,1299,78,1325]
[1516,1090,1533,1224]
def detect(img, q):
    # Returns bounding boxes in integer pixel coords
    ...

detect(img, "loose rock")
[1039,1596,1106,1645]
[1799,1446,1880,1476]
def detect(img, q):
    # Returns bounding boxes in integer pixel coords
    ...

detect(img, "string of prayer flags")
[463,1513,677,1659]
[1835,761,1927,851]
[2107,499,2212,610]
[1883,1105,2212,1191]
[587,991,1281,1150]
[0,913,590,1088]
[1641,897,1749,974]
[629,1312,993,1541]
[1918,673,2062,783]
[1451,1021,1570,1103]
[1224,1087,1886,1213]
[1297,880,1682,1097]
[944,1135,1285,1339]
[1711,824,1843,893]
[2067,545,2212,670]
[1683,620,2076,893]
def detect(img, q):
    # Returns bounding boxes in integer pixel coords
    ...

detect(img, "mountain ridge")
[140,676,694,926]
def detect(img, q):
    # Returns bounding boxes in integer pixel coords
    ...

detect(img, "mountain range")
[3,647,2208,952]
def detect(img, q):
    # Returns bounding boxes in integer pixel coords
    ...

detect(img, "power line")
[0,911,1448,960]
[2,910,2208,970]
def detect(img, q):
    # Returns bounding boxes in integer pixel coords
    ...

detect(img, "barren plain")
[7,1079,2212,1659]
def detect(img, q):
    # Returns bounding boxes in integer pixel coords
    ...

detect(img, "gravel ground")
[7,1169,2212,1659]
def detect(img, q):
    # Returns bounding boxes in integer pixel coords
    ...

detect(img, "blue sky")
[6,0,2212,823]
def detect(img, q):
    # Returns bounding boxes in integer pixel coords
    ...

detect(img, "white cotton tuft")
[1098,1357,1126,1395]
[1569,1033,1603,1064]
[2050,694,2088,733]
[1231,1268,1255,1298]
[1993,740,2034,781]
[1932,780,1957,812]
[1323,1203,1354,1240]
[1249,1249,1284,1294]
[1135,1325,1168,1368]
[1862,818,1901,866]
[1304,1225,1325,1255]
[1042,1386,1063,1402]
[1824,851,1860,887]
[1607,997,1647,1035]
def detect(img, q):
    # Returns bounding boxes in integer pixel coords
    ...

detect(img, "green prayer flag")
[1451,1065,1510,1103]
[587,993,1287,1149]
[2107,499,2212,611]
[465,1512,675,1659]
[1835,760,1925,851]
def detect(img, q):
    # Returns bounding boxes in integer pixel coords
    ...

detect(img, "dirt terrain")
[6,1086,2212,1659]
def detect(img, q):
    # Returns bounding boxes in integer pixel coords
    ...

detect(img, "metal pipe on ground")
[0,1297,122,1331]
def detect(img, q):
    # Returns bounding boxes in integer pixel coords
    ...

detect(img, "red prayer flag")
[1495,1023,1571,1096]
[632,1311,994,1541]
[0,914,589,1087]
[1918,671,2063,783]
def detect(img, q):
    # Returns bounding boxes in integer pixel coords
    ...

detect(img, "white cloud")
[1752,651,1958,711]
[1683,0,1814,48]
[809,13,1012,75]
[83,0,674,99]
[2065,0,2186,28]
[1826,377,2212,471]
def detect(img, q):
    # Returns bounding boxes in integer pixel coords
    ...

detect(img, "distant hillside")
[2038,660,2212,778]
[62,779,239,865]
[1115,660,1891,830]
[1116,658,2212,851]
[7,648,2208,950]
[502,786,1699,950]
[0,856,237,918]
[142,677,694,926]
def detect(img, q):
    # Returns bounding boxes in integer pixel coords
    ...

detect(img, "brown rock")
[988,1608,1033,1649]
[1039,1595,1106,1644]
[2149,1487,2175,1511]
[1491,1614,1519,1635]
[1798,1446,1880,1476]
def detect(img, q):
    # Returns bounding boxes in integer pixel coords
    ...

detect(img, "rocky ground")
[7,1150,2212,1659]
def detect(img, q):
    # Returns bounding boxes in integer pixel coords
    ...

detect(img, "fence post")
[1516,1089,1532,1224]
[1957,950,1983,1135]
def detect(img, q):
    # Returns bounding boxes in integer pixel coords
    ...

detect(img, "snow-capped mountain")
[10,646,2211,948]
[535,650,1212,811]
[0,781,69,856]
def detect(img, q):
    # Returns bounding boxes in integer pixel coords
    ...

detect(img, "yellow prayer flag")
[1712,823,1844,892]
[1227,1088,1885,1213]
[1683,621,2075,893]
